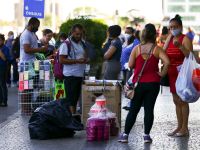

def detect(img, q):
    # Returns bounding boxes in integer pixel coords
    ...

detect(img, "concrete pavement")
[0,86,200,150]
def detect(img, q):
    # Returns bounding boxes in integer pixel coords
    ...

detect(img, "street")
[0,86,200,150]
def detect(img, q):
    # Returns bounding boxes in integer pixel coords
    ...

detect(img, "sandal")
[167,129,180,136]
[174,131,189,137]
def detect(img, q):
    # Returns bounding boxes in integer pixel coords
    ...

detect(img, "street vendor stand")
[81,80,121,127]
[18,60,54,115]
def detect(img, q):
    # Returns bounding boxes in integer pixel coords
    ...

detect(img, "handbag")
[124,44,155,99]
[160,65,169,86]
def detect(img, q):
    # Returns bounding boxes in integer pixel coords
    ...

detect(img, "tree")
[59,18,108,78]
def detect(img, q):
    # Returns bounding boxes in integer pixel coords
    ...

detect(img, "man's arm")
[23,44,47,54]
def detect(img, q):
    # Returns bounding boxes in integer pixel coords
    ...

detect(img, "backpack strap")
[64,40,71,57]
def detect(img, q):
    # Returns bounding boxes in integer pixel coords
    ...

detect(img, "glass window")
[169,0,185,2]
[189,0,200,2]
[182,16,195,21]
[189,5,200,12]
[168,5,185,12]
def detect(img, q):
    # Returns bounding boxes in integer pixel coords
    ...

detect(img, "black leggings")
[124,82,160,135]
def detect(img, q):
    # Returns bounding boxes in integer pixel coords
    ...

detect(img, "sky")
[0,0,163,22]
[59,0,163,22]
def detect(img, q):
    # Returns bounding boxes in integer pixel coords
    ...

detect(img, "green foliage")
[59,18,108,78]
[43,14,52,26]
[59,18,108,50]
[118,16,130,28]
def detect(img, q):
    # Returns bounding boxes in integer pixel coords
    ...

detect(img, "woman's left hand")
[173,37,181,47]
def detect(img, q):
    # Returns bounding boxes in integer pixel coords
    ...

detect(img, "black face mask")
[31,27,38,33]
[71,37,80,43]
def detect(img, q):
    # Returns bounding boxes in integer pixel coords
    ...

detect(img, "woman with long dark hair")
[118,23,170,143]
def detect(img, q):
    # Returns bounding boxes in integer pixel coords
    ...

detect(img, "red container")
[86,126,97,141]
[96,99,106,107]
[86,118,110,141]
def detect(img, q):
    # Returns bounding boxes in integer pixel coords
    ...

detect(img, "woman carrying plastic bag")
[176,52,200,103]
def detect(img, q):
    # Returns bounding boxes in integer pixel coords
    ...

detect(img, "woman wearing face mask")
[164,14,193,137]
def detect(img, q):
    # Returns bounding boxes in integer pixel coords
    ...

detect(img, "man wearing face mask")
[20,17,48,62]
[5,31,18,87]
[59,24,89,114]
[164,14,193,137]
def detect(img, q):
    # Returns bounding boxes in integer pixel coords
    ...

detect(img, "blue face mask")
[171,28,182,36]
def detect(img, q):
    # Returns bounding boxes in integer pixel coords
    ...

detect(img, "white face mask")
[124,33,131,40]
[171,28,182,36]
[9,35,14,39]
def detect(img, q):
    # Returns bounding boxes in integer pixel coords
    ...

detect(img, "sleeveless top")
[166,34,185,70]
[132,45,160,83]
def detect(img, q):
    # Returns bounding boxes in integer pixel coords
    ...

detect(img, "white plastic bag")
[176,52,200,103]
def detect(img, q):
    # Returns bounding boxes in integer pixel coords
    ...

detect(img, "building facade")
[162,0,200,32]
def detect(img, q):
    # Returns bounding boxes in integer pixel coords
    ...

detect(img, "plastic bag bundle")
[176,53,200,103]
[88,95,107,118]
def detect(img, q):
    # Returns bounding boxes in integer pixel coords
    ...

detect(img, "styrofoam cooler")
[86,118,110,141]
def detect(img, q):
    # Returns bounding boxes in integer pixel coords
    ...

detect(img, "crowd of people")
[0,14,199,144]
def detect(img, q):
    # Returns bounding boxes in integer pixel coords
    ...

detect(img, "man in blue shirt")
[120,31,140,84]
[5,31,18,87]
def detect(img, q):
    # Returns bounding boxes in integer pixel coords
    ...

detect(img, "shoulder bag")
[125,44,155,99]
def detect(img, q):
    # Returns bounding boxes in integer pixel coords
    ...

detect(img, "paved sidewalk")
[0,87,200,150]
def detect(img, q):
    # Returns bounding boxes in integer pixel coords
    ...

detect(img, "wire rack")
[18,60,55,115]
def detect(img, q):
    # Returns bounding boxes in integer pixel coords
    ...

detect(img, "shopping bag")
[176,53,200,103]
[54,80,66,100]
[192,68,200,91]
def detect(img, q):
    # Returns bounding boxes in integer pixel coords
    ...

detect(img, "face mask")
[31,27,38,33]
[171,28,181,36]
[124,33,131,40]
[9,35,14,39]
[71,37,80,43]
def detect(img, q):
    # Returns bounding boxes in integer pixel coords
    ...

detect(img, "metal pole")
[52,0,56,31]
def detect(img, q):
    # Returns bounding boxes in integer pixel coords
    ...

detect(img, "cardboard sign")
[34,60,39,71]
[18,81,24,91]
[24,80,29,90]
[29,80,33,89]
[19,72,24,81]
[39,70,44,80]
[45,71,50,80]
[44,80,50,91]
[24,71,29,80]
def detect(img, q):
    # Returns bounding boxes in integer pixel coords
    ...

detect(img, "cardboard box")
[82,83,121,127]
